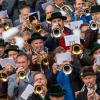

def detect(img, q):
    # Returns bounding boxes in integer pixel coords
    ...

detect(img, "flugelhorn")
[71,43,83,55]
[0,70,8,82]
[52,28,62,38]
[34,85,43,94]
[62,64,72,75]
[18,71,26,80]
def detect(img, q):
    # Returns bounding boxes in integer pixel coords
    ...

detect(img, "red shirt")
[59,27,70,50]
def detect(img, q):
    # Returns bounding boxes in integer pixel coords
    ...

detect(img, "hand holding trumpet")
[16,67,26,84]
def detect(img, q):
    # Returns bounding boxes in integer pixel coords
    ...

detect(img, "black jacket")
[76,84,100,100]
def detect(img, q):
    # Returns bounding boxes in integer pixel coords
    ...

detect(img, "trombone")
[18,71,26,80]
[34,85,43,94]
[71,43,83,55]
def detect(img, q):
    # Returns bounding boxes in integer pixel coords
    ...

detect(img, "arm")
[57,71,75,100]
[8,75,19,98]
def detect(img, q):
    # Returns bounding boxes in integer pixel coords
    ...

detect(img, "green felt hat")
[90,5,100,13]
[47,84,66,97]
[0,38,6,46]
[18,1,29,9]
[48,12,67,21]
[5,45,20,54]
[27,32,46,44]
[80,66,96,77]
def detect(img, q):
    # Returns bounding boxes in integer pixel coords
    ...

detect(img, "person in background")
[45,12,73,51]
[47,84,66,100]
[76,66,100,100]
[5,45,20,60]
[90,5,100,27]
[27,72,48,100]
[8,52,36,100]
[14,1,30,26]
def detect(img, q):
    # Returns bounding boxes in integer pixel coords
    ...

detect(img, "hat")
[80,66,96,77]
[88,42,100,55]
[18,1,29,10]
[90,5,100,13]
[48,12,67,21]
[47,84,66,97]
[27,32,46,44]
[29,12,40,22]
[0,38,6,46]
[5,45,20,54]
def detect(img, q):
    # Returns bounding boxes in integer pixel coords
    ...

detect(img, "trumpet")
[0,70,8,82]
[89,21,98,31]
[34,85,43,94]
[71,43,83,55]
[52,28,62,38]
[62,64,72,75]
[18,71,26,80]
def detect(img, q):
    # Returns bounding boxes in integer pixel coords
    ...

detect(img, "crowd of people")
[0,0,100,100]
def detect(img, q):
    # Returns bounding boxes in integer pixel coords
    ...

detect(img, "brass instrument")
[0,70,8,82]
[71,43,83,55]
[0,19,11,30]
[52,28,62,38]
[34,85,43,94]
[89,21,98,30]
[18,71,26,80]
[62,64,72,75]
[26,22,33,30]
[96,65,100,72]
[33,23,42,33]
[61,4,74,15]
[41,58,49,66]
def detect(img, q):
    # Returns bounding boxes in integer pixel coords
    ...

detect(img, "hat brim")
[48,16,67,21]
[47,91,66,97]
[27,36,46,44]
[5,49,20,54]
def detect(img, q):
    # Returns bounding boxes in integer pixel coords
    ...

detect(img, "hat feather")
[15,36,24,50]
[2,27,19,41]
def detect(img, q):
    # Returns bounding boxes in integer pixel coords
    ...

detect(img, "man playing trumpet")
[76,66,100,100]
